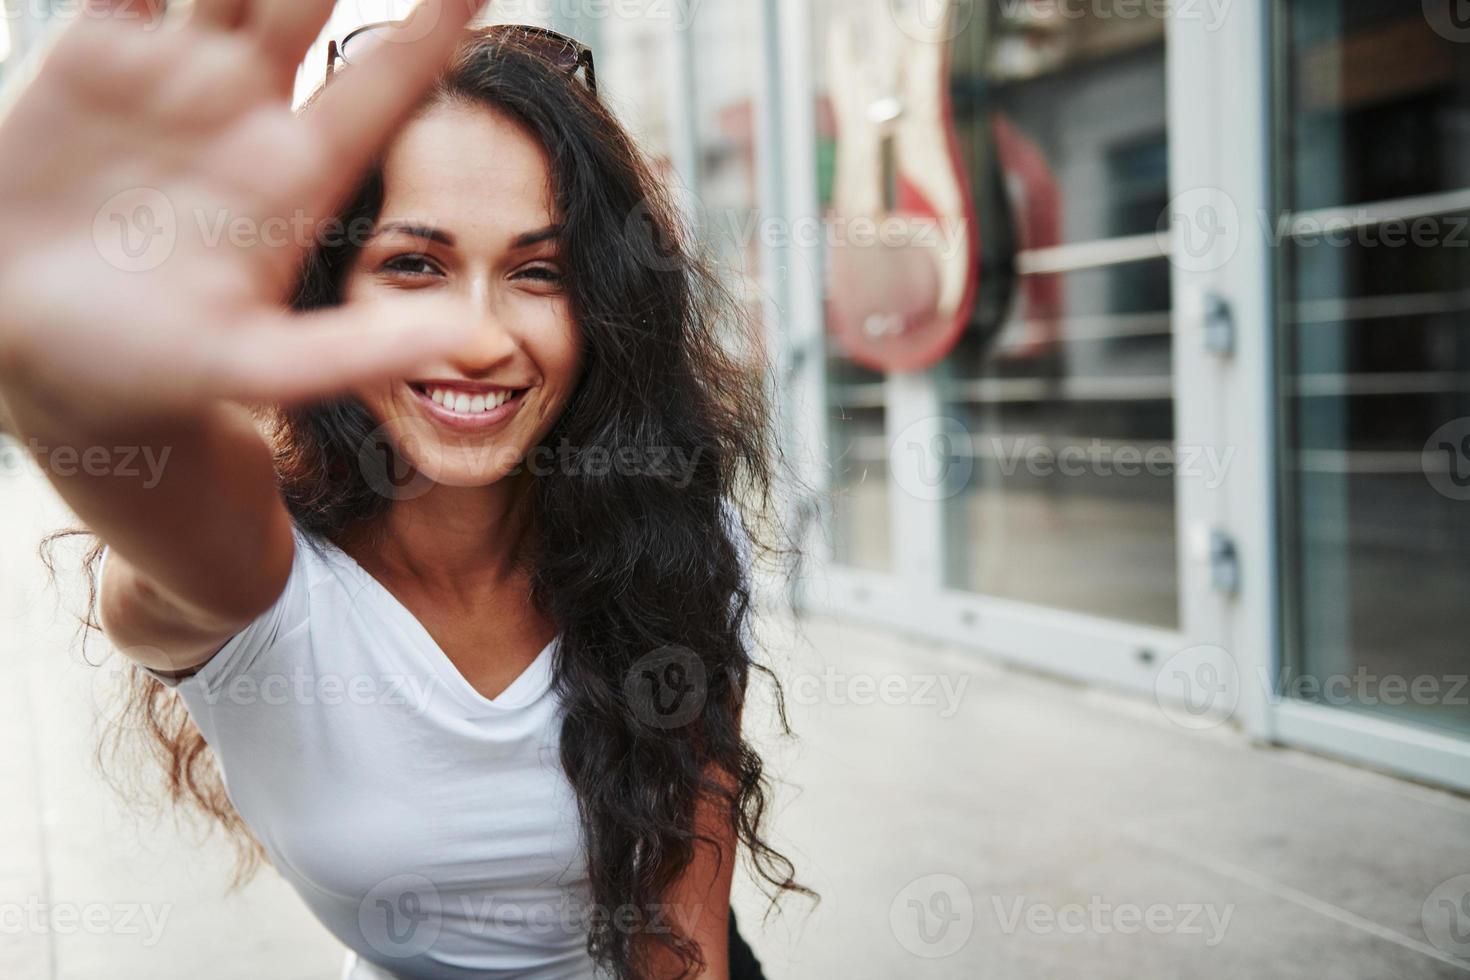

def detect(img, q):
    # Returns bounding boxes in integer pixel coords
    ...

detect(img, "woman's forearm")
[0,370,294,632]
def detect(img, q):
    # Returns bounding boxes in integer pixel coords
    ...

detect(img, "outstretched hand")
[0,0,489,417]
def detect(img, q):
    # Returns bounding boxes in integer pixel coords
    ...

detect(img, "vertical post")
[664,4,700,224]
[754,0,788,391]
[1165,0,1279,739]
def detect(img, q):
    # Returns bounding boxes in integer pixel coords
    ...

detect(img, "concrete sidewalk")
[2,463,1468,979]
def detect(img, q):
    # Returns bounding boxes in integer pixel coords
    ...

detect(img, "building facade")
[568,0,1470,793]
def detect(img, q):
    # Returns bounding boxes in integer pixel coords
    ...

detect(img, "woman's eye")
[379,254,442,278]
[516,264,564,285]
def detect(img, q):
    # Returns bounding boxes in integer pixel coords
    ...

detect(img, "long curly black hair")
[55,25,815,980]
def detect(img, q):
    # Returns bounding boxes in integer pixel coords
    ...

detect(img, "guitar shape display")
[825,0,981,373]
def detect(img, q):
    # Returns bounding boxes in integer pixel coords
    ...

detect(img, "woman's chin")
[398,445,530,489]
[408,461,521,489]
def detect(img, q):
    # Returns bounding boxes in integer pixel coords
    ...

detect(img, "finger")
[248,0,338,71]
[191,0,250,30]
[302,0,489,181]
[211,296,481,404]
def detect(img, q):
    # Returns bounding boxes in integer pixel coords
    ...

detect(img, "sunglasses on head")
[326,21,597,95]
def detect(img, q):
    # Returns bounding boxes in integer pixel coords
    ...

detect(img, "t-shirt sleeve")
[97,526,314,696]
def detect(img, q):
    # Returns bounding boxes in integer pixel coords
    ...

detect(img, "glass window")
[939,0,1177,625]
[688,2,766,360]
[557,4,676,171]
[689,3,762,283]
[826,367,893,572]
[1276,0,1470,737]
[812,0,895,572]
[941,260,1176,625]
[811,0,1175,598]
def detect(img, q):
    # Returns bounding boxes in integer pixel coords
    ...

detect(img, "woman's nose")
[448,277,517,375]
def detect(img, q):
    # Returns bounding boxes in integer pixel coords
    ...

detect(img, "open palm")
[0,0,487,414]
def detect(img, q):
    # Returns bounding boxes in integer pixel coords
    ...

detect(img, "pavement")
[2,460,1468,979]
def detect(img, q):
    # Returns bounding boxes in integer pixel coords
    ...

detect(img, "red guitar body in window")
[825,0,980,373]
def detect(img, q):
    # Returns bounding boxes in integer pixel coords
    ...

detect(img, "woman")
[0,0,811,977]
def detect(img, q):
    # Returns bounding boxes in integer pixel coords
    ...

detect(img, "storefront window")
[825,365,893,573]
[811,0,1175,599]
[1276,1,1470,737]
[688,2,765,359]
[940,2,1177,625]
[813,0,895,572]
[559,4,675,171]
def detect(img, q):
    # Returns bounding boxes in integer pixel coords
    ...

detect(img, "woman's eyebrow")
[369,223,561,250]
[511,224,563,249]
[373,222,454,246]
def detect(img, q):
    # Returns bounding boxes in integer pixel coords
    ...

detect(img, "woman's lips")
[407,383,528,433]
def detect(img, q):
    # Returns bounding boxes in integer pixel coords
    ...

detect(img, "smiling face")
[346,100,581,488]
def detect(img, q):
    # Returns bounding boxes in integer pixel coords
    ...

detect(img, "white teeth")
[422,387,518,414]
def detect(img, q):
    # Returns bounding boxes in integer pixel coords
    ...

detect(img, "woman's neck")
[342,471,537,594]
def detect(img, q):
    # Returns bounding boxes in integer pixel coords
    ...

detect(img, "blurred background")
[3,0,1470,977]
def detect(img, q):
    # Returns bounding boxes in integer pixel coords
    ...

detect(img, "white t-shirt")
[99,528,608,980]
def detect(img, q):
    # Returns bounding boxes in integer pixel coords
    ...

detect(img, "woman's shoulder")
[144,521,355,696]
[287,522,367,589]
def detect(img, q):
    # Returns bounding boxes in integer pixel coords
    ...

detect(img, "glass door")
[936,1,1178,629]
[795,0,1217,691]
[810,0,897,573]
[1274,1,1470,746]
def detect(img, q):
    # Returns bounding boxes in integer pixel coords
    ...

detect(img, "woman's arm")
[1,379,294,672]
[0,0,493,668]
[646,764,738,980]
[677,788,737,980]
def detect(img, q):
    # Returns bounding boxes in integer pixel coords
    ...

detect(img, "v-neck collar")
[312,534,558,716]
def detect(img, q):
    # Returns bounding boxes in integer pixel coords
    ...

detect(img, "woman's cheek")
[547,343,583,428]
[549,303,583,387]
[341,266,372,303]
